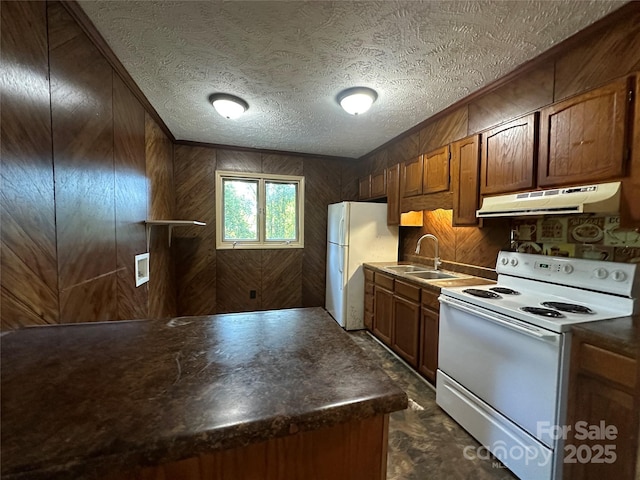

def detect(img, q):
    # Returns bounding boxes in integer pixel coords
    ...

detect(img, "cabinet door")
[386,164,400,225]
[418,307,439,383]
[480,113,538,195]
[564,375,636,480]
[359,175,371,200]
[392,296,420,368]
[451,135,481,226]
[401,155,423,197]
[373,286,393,345]
[423,145,451,194]
[539,77,630,187]
[370,170,387,198]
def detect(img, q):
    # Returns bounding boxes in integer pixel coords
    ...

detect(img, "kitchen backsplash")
[511,215,640,263]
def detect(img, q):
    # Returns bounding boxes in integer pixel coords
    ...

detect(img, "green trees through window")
[216,171,304,249]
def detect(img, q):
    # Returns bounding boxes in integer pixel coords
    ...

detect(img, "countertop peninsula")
[1,307,407,480]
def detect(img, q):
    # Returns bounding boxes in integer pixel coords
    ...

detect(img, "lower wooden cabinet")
[391,281,421,368]
[564,331,638,480]
[366,269,440,384]
[418,289,440,383]
[373,273,394,345]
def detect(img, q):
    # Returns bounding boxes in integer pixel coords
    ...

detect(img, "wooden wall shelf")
[145,220,206,250]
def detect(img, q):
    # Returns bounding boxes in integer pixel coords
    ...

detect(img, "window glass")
[223,179,258,241]
[265,181,297,241]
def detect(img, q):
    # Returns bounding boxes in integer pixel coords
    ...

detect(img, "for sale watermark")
[462,421,618,469]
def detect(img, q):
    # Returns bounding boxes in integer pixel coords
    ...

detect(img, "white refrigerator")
[325,202,399,330]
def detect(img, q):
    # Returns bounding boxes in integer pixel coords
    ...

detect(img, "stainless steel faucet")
[415,234,442,271]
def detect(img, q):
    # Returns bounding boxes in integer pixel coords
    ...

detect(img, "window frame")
[215,170,305,250]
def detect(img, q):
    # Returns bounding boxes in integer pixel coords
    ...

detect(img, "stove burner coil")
[540,302,594,314]
[490,287,520,295]
[520,306,565,318]
[463,288,501,299]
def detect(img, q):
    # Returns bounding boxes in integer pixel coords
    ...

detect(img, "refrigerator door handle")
[339,216,345,245]
[338,246,344,275]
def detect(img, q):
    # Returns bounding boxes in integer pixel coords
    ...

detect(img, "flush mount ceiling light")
[337,87,378,115]
[209,93,249,119]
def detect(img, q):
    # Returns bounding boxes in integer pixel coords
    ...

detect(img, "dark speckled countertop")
[571,314,639,359]
[1,307,407,480]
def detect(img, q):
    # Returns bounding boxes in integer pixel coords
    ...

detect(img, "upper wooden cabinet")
[480,112,538,195]
[422,145,451,194]
[370,170,387,198]
[387,164,400,225]
[538,77,632,187]
[358,175,371,200]
[451,135,481,226]
[401,155,423,197]
[358,171,386,200]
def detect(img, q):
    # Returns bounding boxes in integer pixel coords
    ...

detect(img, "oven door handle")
[439,296,559,343]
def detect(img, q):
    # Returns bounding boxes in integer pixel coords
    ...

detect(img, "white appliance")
[325,202,399,330]
[437,251,638,480]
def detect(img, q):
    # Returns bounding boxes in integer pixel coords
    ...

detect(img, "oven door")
[437,295,564,447]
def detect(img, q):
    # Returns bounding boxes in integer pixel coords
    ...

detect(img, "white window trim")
[215,170,305,250]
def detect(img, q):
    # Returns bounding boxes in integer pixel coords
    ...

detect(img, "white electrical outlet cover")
[135,253,150,287]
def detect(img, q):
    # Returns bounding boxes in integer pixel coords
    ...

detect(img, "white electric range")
[436,251,638,480]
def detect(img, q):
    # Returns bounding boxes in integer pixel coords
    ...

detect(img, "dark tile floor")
[348,331,518,480]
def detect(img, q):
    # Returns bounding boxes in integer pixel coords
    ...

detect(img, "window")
[215,171,304,249]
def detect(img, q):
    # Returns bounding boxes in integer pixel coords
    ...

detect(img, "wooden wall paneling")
[302,158,342,307]
[113,72,148,321]
[145,113,176,318]
[468,62,554,134]
[418,107,468,154]
[554,7,640,101]
[388,132,420,165]
[48,1,118,322]
[216,250,262,313]
[216,149,262,172]
[372,149,388,173]
[0,1,59,329]
[261,153,303,176]
[173,146,217,316]
[261,250,303,310]
[341,160,360,201]
[454,219,511,269]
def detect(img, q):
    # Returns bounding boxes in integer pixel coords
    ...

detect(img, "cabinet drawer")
[364,268,374,282]
[579,343,637,390]
[395,280,420,302]
[374,272,394,290]
[422,289,440,311]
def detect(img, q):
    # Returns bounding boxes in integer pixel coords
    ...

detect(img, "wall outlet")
[135,253,150,287]
[249,290,256,299]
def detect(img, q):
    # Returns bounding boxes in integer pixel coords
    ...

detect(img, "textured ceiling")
[78,1,625,159]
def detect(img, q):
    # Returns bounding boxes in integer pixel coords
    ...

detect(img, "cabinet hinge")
[628,90,634,103]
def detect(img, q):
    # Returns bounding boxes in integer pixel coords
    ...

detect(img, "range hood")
[476,181,621,218]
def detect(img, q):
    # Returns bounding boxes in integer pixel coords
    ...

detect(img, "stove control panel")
[496,251,639,297]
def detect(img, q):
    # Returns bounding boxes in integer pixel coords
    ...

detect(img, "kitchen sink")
[405,270,457,280]
[384,265,430,273]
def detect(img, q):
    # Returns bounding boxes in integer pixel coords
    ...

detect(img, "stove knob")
[562,264,574,274]
[500,257,509,265]
[612,270,627,282]
[593,268,608,279]
[510,258,518,266]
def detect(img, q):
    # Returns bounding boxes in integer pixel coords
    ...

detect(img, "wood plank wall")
[0,1,175,329]
[354,4,640,268]
[173,147,343,315]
